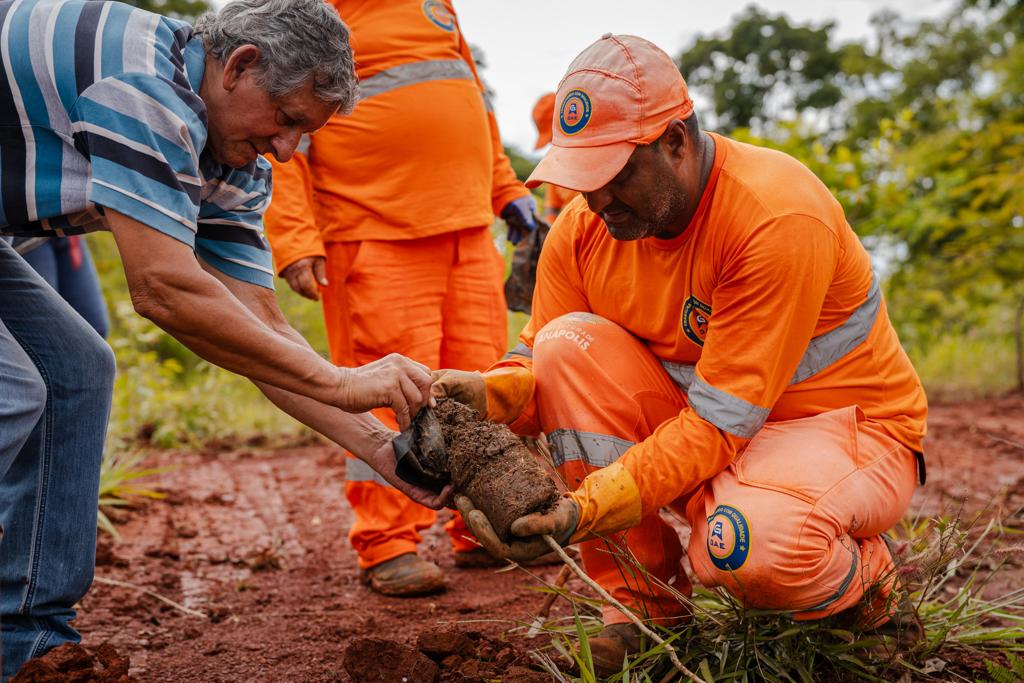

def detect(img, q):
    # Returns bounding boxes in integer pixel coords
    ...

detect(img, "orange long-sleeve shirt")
[263,0,528,273]
[492,133,927,516]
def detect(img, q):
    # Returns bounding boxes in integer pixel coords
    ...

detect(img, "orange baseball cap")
[532,92,556,149]
[526,34,693,192]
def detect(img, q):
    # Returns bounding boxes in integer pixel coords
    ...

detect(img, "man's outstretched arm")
[107,208,432,433]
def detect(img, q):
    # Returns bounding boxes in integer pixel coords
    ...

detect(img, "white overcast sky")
[454,1,955,154]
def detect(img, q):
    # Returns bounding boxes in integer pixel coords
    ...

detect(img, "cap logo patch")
[706,505,750,571]
[559,89,592,136]
[422,0,455,31]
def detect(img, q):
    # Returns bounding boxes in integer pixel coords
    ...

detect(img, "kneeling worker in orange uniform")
[263,0,537,597]
[435,34,927,673]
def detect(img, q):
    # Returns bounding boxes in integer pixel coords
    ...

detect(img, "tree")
[677,7,853,133]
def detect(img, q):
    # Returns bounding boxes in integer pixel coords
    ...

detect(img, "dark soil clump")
[344,629,548,683]
[343,638,439,683]
[432,399,559,541]
[11,643,136,683]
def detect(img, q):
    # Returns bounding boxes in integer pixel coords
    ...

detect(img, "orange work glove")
[455,494,579,562]
[431,366,534,424]
[564,462,643,543]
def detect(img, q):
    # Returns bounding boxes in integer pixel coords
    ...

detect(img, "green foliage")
[986,652,1024,683]
[505,144,540,183]
[679,7,846,132]
[98,447,169,538]
[89,232,319,454]
[681,0,1024,392]
[118,0,209,21]
[532,512,1024,682]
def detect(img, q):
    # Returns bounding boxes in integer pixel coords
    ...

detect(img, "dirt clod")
[343,638,438,683]
[416,627,476,659]
[432,400,559,541]
[11,642,136,683]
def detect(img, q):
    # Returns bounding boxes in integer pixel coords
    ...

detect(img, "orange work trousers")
[533,313,918,626]
[321,227,507,569]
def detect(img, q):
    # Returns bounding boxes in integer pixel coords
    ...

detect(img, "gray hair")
[193,0,358,113]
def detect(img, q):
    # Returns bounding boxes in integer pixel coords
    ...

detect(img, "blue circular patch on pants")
[706,504,751,571]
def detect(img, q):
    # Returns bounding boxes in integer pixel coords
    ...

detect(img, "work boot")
[359,553,445,597]
[588,623,644,677]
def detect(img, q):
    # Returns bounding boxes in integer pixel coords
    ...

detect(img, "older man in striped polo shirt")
[0,0,444,673]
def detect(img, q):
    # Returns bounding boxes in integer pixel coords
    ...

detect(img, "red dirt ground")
[50,394,1024,681]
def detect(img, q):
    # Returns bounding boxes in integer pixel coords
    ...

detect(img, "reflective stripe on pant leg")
[535,313,691,624]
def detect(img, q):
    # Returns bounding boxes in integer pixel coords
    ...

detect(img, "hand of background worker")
[281,255,328,301]
[430,369,487,419]
[340,354,434,430]
[501,195,539,245]
[455,494,580,562]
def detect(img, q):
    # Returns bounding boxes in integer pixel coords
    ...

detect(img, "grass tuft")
[97,447,170,538]
[527,511,1024,682]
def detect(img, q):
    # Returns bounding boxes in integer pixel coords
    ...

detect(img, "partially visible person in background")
[19,237,109,338]
[531,92,579,223]
[264,0,539,598]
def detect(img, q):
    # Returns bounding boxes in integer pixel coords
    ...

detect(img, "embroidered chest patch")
[682,295,712,347]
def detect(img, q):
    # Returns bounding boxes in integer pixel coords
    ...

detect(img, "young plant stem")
[542,534,704,683]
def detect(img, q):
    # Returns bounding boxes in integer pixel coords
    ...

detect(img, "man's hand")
[340,354,434,430]
[430,369,486,419]
[281,256,328,301]
[363,439,453,509]
[501,195,539,245]
[455,494,579,563]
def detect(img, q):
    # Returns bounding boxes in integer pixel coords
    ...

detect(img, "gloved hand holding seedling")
[392,400,561,547]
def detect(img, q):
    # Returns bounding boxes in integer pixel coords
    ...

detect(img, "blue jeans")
[20,237,109,338]
[0,239,115,678]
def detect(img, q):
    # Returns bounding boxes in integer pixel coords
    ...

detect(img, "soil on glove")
[10,642,136,682]
[431,399,560,541]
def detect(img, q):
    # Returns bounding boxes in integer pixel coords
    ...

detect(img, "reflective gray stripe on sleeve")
[502,342,533,362]
[804,542,859,612]
[791,277,881,385]
[687,376,770,439]
[345,457,393,487]
[295,133,311,156]
[661,360,696,392]
[358,59,475,101]
[548,429,634,469]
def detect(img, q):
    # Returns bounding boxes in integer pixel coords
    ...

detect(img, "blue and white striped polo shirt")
[0,0,274,287]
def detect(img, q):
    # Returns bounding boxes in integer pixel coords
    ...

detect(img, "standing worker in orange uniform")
[531,92,578,223]
[435,35,928,674]
[263,0,538,597]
